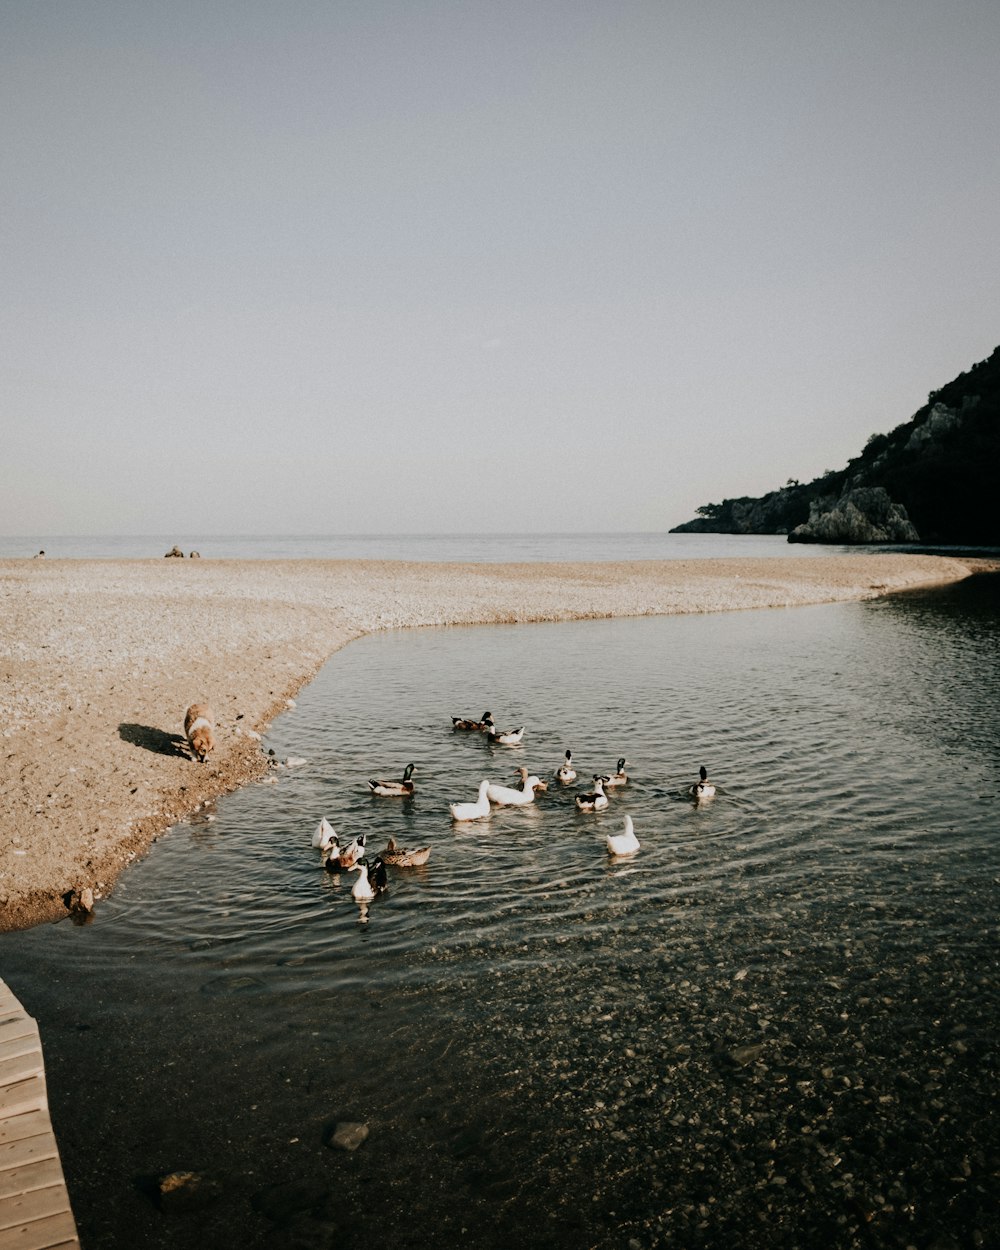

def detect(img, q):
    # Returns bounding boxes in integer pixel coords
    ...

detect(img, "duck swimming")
[576,775,610,812]
[325,832,367,872]
[487,725,525,746]
[452,711,495,731]
[605,758,629,787]
[350,856,388,901]
[312,817,338,851]
[690,765,716,800]
[606,813,640,856]
[486,767,544,806]
[449,779,492,822]
[380,836,431,867]
[368,763,416,796]
[556,750,577,783]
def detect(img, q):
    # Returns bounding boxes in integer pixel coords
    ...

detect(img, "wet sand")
[0,553,990,932]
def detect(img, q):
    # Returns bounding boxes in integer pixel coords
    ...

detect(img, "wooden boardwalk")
[0,979,79,1250]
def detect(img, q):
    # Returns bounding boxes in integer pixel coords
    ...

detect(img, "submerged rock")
[157,1170,222,1212]
[727,1042,765,1067]
[324,1121,369,1152]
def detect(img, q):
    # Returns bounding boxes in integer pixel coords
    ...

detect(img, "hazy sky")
[2,0,998,535]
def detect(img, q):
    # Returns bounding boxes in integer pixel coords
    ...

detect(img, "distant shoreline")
[9,531,998,562]
[2,553,994,932]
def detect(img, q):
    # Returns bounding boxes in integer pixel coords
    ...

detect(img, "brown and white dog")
[184,703,216,763]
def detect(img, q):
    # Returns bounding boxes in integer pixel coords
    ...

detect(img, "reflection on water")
[3,576,999,1249]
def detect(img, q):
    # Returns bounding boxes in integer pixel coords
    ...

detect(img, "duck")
[452,711,495,731]
[311,817,338,851]
[368,763,416,796]
[576,775,609,812]
[606,813,640,856]
[690,765,716,800]
[380,836,431,867]
[449,779,492,822]
[556,750,577,783]
[350,856,388,901]
[605,758,629,787]
[324,832,367,872]
[487,724,525,746]
[486,767,544,806]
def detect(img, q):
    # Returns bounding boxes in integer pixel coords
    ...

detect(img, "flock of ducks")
[310,817,432,902]
[312,710,718,905]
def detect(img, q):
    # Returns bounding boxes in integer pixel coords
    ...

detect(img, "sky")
[2,0,998,535]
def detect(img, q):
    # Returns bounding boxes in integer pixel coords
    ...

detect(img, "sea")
[0,531,978,562]
[2,533,998,1250]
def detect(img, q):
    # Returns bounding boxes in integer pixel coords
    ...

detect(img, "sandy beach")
[1,552,992,933]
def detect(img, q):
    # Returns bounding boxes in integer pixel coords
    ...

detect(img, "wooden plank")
[0,1113,52,1150]
[0,1053,44,1091]
[0,982,78,1249]
[0,989,22,1015]
[0,1021,35,1048]
[0,1037,39,1068]
[0,1181,70,1232]
[0,1135,58,1172]
[0,1158,67,1203]
[0,1208,79,1250]
[0,988,30,1026]
[0,1031,33,1059]
[0,1077,47,1124]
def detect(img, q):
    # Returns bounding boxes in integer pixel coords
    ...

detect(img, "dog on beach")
[184,704,216,763]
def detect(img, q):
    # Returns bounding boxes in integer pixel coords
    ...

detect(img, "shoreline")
[1,553,994,933]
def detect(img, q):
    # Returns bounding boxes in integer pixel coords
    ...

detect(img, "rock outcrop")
[788,487,920,544]
[672,345,1000,545]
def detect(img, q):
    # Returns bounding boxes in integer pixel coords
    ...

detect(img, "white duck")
[556,750,577,783]
[690,765,716,800]
[487,725,525,746]
[486,767,543,806]
[449,779,492,822]
[312,817,338,851]
[350,856,388,901]
[576,775,609,812]
[606,814,640,856]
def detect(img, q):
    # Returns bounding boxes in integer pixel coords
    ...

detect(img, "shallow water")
[3,575,1000,1249]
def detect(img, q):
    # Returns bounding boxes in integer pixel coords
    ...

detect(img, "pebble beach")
[0,552,988,933]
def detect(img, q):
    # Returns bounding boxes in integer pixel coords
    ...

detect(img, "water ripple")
[4,576,1000,1249]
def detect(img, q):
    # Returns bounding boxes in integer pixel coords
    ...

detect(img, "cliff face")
[672,346,1000,545]
[787,487,919,544]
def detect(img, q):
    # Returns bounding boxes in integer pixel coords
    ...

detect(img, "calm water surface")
[0,531,934,561]
[3,575,999,1250]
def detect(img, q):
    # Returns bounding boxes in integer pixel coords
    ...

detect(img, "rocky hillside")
[672,345,1000,545]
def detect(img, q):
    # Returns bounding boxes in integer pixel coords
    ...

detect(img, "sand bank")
[0,553,991,932]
